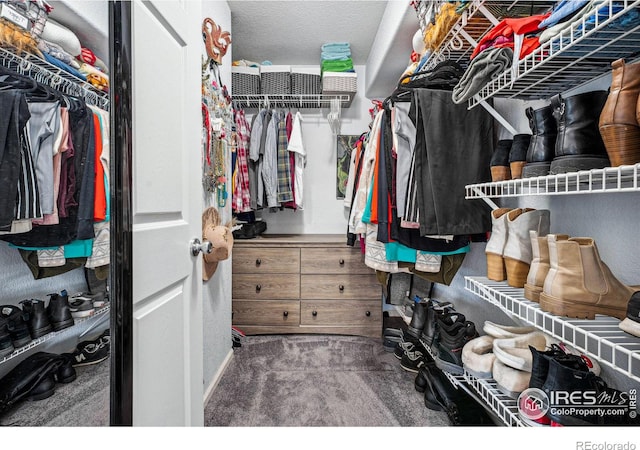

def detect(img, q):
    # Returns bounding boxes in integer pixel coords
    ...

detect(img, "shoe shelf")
[461,371,526,427]
[424,0,557,72]
[465,163,640,199]
[465,276,640,384]
[420,335,519,426]
[0,304,110,366]
[468,0,640,108]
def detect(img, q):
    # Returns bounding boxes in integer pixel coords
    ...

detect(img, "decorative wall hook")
[202,17,231,65]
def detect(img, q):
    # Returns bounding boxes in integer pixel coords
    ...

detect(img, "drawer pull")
[339,259,345,265]
[256,284,262,293]
[365,311,371,317]
[312,310,317,317]
[255,258,261,266]
[339,285,344,292]
[283,311,288,317]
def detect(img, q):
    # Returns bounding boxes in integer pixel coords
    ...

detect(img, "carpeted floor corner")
[204,334,451,427]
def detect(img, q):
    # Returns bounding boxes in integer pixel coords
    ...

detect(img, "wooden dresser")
[232,234,382,338]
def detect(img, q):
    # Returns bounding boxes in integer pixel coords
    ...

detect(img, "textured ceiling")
[228,1,389,65]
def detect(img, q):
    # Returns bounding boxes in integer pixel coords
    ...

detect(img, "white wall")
[201,0,234,397]
[257,65,371,235]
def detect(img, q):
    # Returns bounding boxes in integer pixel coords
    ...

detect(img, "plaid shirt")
[233,110,252,213]
[276,112,293,203]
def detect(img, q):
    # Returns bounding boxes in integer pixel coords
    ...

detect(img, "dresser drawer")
[300,248,371,274]
[232,248,300,274]
[232,300,300,326]
[233,274,300,299]
[300,300,381,326]
[300,274,380,299]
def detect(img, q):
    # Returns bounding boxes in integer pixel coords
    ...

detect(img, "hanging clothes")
[287,111,306,210]
[232,109,252,213]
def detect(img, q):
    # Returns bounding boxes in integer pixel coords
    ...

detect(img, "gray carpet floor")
[204,334,451,427]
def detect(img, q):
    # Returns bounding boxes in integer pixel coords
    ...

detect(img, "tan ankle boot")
[599,58,640,166]
[503,208,550,288]
[524,231,568,302]
[485,208,513,281]
[540,236,637,320]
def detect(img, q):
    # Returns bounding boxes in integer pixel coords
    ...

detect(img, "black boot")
[46,291,75,331]
[508,134,532,180]
[0,352,66,413]
[550,91,611,174]
[0,305,31,348]
[523,105,557,178]
[20,299,52,339]
[490,139,512,181]
[0,315,14,357]
[528,344,568,389]
[434,313,478,375]
[406,298,429,340]
[420,299,454,348]
[542,356,637,426]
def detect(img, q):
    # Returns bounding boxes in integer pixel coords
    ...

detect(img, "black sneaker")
[1,305,31,348]
[400,349,427,373]
[68,293,96,319]
[0,314,14,358]
[434,313,479,375]
[394,340,415,360]
[68,329,110,367]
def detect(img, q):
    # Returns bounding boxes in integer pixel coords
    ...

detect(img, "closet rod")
[0,46,110,111]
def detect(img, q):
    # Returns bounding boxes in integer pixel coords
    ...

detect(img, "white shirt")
[287,112,306,209]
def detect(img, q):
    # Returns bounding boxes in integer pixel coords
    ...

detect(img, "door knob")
[190,238,212,256]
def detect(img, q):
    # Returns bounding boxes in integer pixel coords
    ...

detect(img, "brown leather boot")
[599,58,640,167]
[523,231,568,302]
[540,235,638,320]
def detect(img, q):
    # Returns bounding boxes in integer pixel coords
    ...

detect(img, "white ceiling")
[228,1,390,65]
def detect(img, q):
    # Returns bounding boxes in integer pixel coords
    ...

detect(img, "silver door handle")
[190,238,213,256]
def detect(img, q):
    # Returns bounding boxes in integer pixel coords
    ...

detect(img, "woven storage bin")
[232,66,260,95]
[322,71,357,94]
[1,0,49,38]
[260,65,291,95]
[291,66,321,95]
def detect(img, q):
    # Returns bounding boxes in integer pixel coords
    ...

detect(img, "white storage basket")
[291,66,321,95]
[322,71,357,94]
[232,66,260,95]
[260,65,291,95]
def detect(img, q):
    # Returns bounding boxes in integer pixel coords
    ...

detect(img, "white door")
[130,0,203,426]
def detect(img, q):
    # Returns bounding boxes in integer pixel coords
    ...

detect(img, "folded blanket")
[322,58,354,73]
[321,50,351,61]
[538,0,589,29]
[452,47,513,104]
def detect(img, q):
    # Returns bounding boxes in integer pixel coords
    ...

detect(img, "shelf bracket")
[470,186,498,210]
[475,97,519,137]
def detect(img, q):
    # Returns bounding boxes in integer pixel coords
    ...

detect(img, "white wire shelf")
[420,334,516,426]
[0,45,110,110]
[462,371,527,426]
[232,93,354,109]
[468,0,640,107]
[0,304,110,365]
[424,0,556,71]
[465,276,640,384]
[465,163,640,199]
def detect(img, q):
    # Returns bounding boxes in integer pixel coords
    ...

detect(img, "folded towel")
[452,47,512,104]
[321,58,354,73]
[321,53,351,61]
[321,42,351,52]
[42,52,87,81]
